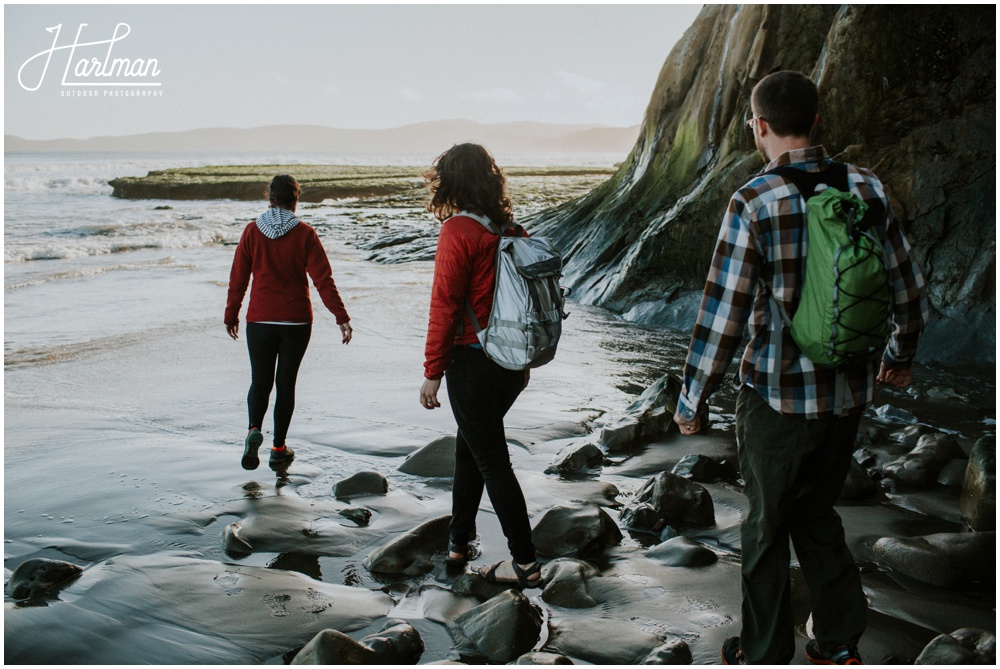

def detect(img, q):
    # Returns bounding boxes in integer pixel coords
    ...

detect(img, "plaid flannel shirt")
[677,146,928,420]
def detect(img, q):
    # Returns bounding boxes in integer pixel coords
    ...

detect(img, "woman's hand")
[226,323,239,340]
[340,322,353,344]
[420,378,442,410]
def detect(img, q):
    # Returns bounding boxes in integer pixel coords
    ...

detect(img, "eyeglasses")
[744,109,766,131]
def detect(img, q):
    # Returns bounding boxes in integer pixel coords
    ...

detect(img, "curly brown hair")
[424,143,514,226]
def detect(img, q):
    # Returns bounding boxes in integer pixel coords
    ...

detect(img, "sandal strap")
[512,560,542,587]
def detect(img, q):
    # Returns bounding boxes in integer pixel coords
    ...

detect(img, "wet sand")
[4,172,995,664]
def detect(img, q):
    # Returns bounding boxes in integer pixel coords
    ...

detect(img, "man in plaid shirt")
[674,71,928,665]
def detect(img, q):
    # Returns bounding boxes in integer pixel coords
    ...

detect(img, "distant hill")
[4,120,639,156]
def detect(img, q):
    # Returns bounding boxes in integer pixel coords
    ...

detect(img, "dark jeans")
[446,346,536,564]
[735,385,867,663]
[246,323,312,447]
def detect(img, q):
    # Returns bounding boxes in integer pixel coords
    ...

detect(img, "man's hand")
[877,361,912,388]
[674,410,701,435]
[226,323,239,340]
[420,378,442,410]
[523,369,531,390]
[340,321,353,344]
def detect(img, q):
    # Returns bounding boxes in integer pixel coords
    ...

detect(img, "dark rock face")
[960,435,996,531]
[448,589,543,663]
[882,432,966,487]
[358,619,425,664]
[362,515,450,576]
[6,558,83,601]
[915,628,996,665]
[331,471,389,500]
[398,436,456,478]
[873,530,995,587]
[621,472,715,534]
[531,5,995,365]
[531,503,624,558]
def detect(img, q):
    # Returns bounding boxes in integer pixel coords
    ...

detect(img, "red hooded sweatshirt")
[225,217,349,327]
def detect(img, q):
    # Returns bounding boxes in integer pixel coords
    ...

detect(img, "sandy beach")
[4,155,995,664]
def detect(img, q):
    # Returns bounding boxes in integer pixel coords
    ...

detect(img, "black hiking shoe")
[721,637,746,665]
[269,446,295,473]
[805,640,863,665]
[242,429,263,470]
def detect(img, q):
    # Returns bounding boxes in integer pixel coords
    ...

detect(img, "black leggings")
[246,323,311,447]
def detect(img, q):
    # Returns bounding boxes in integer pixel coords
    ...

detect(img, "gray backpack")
[464,219,568,370]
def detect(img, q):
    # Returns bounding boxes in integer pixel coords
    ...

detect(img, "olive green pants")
[735,386,867,664]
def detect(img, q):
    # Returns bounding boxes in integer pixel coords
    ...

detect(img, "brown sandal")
[476,560,543,589]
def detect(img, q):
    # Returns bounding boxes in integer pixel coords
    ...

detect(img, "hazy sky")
[5,4,703,140]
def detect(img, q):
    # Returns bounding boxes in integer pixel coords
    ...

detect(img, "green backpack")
[767,162,893,367]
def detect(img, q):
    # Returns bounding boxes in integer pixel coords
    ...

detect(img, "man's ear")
[812,113,819,130]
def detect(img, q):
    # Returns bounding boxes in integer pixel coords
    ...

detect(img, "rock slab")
[873,531,995,587]
[882,432,965,487]
[363,514,450,575]
[960,435,995,531]
[332,471,389,499]
[621,472,715,533]
[915,628,996,664]
[291,619,423,664]
[398,436,456,478]
[6,558,83,601]
[531,503,623,558]
[448,589,543,663]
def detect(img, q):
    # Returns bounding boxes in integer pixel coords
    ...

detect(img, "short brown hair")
[267,174,300,210]
[424,143,513,226]
[751,70,818,138]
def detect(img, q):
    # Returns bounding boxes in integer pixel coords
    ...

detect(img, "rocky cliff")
[533,5,995,365]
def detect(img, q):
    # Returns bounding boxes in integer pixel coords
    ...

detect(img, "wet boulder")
[670,454,738,483]
[531,503,623,558]
[515,652,575,665]
[540,558,601,608]
[599,375,681,451]
[873,530,995,587]
[915,628,996,664]
[363,514,450,576]
[545,618,665,664]
[840,457,876,500]
[398,436,455,478]
[291,629,376,664]
[960,435,995,531]
[546,442,605,475]
[221,521,253,556]
[358,619,424,663]
[873,404,918,425]
[892,423,935,447]
[641,638,694,664]
[646,536,717,567]
[6,558,83,601]
[621,472,715,533]
[291,620,422,664]
[332,470,389,500]
[448,589,543,663]
[339,508,372,527]
[882,432,966,487]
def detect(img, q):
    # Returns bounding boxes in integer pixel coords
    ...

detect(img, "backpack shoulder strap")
[766,161,849,199]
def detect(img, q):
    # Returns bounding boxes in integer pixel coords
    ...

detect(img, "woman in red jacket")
[226,174,353,473]
[419,144,541,588]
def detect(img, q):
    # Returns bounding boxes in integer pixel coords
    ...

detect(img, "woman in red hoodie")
[419,144,541,588]
[226,174,352,473]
